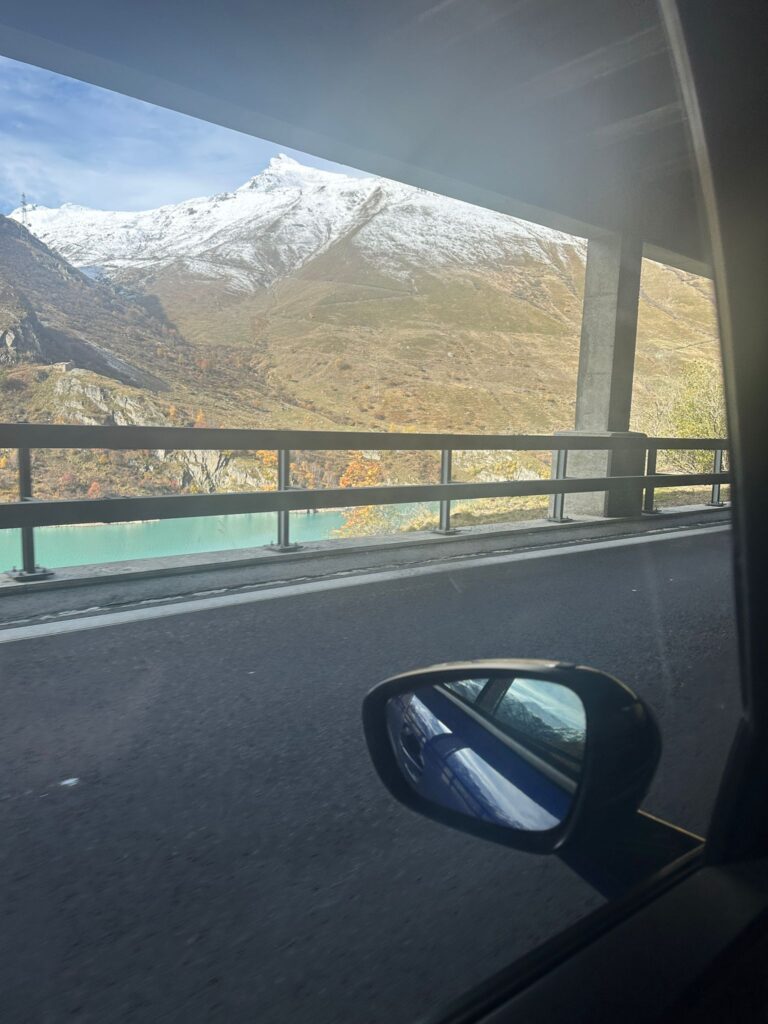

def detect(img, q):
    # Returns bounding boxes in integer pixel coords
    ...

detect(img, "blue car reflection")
[387,680,584,832]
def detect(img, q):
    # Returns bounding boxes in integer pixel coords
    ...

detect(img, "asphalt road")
[0,528,741,1024]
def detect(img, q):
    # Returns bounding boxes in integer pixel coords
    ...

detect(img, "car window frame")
[417,2,768,1020]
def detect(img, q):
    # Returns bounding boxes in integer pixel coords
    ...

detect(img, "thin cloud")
[0,56,367,213]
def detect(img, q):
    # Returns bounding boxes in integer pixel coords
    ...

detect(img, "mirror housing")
[362,660,661,855]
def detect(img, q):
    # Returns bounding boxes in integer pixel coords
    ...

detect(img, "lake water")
[0,510,346,571]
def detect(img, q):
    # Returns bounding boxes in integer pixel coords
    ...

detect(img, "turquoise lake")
[0,510,346,570]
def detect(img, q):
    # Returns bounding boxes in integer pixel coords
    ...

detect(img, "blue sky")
[0,56,367,214]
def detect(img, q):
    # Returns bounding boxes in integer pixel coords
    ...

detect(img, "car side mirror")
[362,660,662,855]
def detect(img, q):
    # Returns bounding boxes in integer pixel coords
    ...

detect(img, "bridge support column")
[550,430,647,519]
[550,233,645,518]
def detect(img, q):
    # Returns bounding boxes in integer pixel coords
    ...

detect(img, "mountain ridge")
[11,155,582,292]
[3,157,718,443]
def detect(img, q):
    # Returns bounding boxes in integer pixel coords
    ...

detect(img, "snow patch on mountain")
[11,154,585,291]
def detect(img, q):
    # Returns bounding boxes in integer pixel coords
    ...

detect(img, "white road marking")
[0,524,729,645]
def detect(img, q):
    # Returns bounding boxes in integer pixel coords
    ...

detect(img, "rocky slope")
[0,216,176,391]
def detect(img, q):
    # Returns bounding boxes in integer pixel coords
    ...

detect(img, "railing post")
[8,448,52,582]
[434,449,459,535]
[707,448,726,507]
[548,449,570,523]
[274,449,300,551]
[19,448,35,574]
[643,446,661,514]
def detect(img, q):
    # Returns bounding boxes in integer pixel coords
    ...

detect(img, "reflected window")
[490,678,587,777]
[442,678,488,705]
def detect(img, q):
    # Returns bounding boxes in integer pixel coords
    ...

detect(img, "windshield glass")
[0,33,740,1024]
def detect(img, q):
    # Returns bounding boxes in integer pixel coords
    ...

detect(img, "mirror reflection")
[386,676,586,832]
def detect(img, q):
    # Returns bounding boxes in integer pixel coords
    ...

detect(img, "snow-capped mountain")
[2,154,718,443]
[11,154,584,292]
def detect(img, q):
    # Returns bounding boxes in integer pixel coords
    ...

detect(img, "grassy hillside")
[117,239,719,438]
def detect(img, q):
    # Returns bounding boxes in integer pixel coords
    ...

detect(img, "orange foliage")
[340,451,384,489]
[338,451,385,535]
[256,449,278,470]
[86,481,102,499]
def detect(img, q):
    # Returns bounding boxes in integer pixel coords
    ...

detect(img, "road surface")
[0,527,740,1023]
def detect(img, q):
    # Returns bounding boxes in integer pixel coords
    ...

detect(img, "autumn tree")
[0,450,11,503]
[336,451,402,537]
[339,451,385,489]
[252,449,278,490]
[87,481,102,499]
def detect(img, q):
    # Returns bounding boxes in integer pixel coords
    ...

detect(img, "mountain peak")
[268,153,302,171]
[237,153,347,192]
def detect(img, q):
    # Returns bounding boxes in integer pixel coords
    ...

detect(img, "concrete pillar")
[551,430,646,519]
[575,234,643,433]
[551,234,645,519]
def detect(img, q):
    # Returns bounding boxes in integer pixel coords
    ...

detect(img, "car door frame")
[423,3,768,1022]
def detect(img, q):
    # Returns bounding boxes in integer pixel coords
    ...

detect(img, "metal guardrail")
[0,424,730,579]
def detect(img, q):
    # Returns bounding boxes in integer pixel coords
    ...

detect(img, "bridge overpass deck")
[0,505,730,630]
